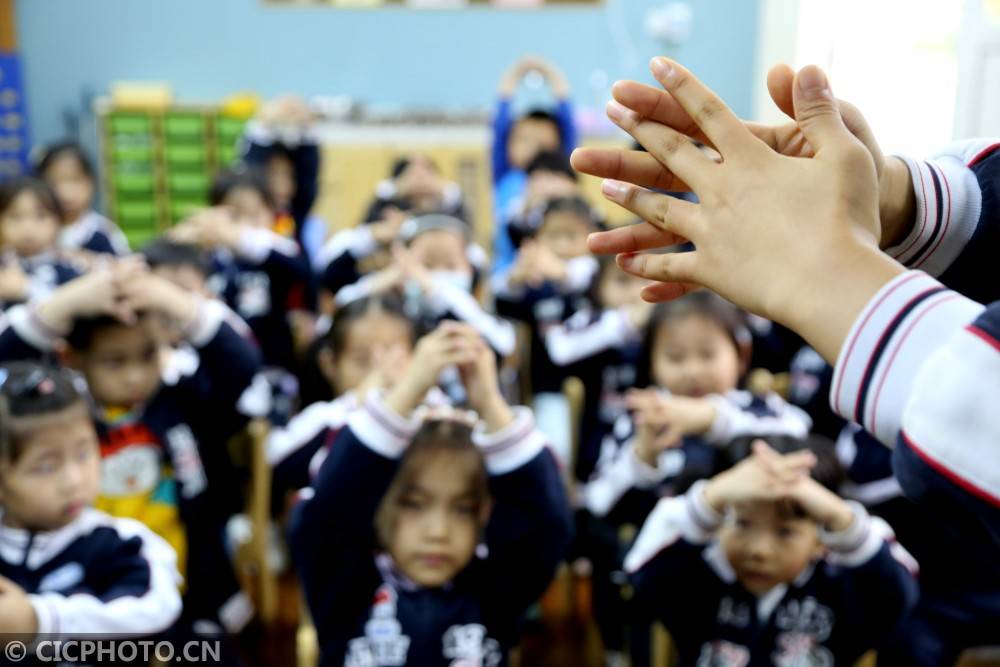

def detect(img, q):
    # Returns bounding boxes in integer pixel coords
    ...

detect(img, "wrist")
[778,238,905,363]
[702,474,730,514]
[878,157,917,250]
[385,374,431,418]
[475,390,514,432]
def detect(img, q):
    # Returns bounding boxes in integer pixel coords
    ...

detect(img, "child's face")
[651,314,741,397]
[322,312,413,394]
[536,211,590,261]
[396,155,443,205]
[508,118,561,170]
[388,454,484,588]
[719,501,822,595]
[0,407,100,531]
[408,230,472,275]
[223,186,273,229]
[598,265,648,310]
[0,190,60,257]
[266,154,296,211]
[43,154,93,220]
[71,321,162,410]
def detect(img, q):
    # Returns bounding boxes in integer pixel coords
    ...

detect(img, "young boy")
[0,361,182,640]
[332,214,513,359]
[492,57,577,273]
[0,262,262,636]
[493,195,601,463]
[625,439,918,666]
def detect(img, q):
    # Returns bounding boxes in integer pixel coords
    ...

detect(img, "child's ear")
[317,347,339,390]
[58,344,84,372]
[738,340,753,377]
[478,499,494,530]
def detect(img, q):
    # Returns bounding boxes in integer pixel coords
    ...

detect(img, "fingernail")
[606,100,629,123]
[602,179,627,201]
[650,57,676,83]
[797,65,830,99]
[618,252,637,270]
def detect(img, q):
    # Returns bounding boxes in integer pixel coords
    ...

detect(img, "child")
[0,263,262,636]
[0,361,181,638]
[362,153,468,225]
[575,292,810,665]
[625,439,918,665]
[494,195,602,464]
[492,57,577,272]
[0,178,80,308]
[269,294,418,510]
[34,141,130,257]
[290,322,571,666]
[173,169,313,374]
[581,292,811,519]
[331,214,513,360]
[240,96,326,262]
[501,151,582,259]
[544,256,652,482]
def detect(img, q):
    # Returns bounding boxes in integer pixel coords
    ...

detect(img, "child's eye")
[735,518,752,530]
[30,462,58,476]
[453,503,477,517]
[399,496,424,511]
[777,527,797,539]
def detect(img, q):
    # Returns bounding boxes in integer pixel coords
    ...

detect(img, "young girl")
[0,177,80,308]
[268,294,419,510]
[290,323,571,666]
[35,141,130,257]
[0,361,181,637]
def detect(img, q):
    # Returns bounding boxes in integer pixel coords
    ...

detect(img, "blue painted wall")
[15,0,759,147]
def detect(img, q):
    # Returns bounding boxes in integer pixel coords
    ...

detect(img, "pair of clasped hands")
[576,59,913,364]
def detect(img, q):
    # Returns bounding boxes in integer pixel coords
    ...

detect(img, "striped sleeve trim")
[473,407,547,475]
[885,155,980,277]
[8,305,60,350]
[346,390,421,459]
[830,271,984,445]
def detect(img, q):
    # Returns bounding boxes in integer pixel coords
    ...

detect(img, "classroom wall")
[15,0,759,147]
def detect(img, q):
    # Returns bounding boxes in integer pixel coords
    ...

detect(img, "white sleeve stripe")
[889,157,933,263]
[910,162,951,270]
[865,291,963,435]
[901,429,1000,508]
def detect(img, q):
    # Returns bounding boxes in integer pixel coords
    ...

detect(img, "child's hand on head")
[752,441,854,532]
[703,441,816,514]
[393,243,432,293]
[116,268,200,329]
[455,326,514,431]
[0,576,38,635]
[36,258,146,333]
[386,322,479,417]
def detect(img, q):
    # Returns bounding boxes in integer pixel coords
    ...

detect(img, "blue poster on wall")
[0,52,31,180]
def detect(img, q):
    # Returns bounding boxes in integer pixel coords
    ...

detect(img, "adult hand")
[573,63,915,251]
[580,58,904,361]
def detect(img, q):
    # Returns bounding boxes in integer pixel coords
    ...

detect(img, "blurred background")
[3,0,997,248]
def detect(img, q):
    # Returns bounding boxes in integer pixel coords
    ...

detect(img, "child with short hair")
[492,57,577,272]
[240,96,326,261]
[0,361,181,638]
[290,322,571,666]
[362,153,469,225]
[331,214,514,360]
[34,141,130,257]
[544,256,652,481]
[0,263,262,636]
[0,178,80,308]
[494,195,602,463]
[625,439,918,665]
[172,169,313,374]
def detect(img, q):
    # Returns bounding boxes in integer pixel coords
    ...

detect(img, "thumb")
[792,65,854,155]
[767,63,796,120]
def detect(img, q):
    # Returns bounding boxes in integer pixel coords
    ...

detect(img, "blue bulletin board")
[0,52,30,180]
